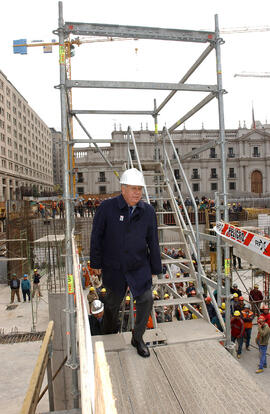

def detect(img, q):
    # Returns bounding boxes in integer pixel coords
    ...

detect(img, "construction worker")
[87,286,99,312]
[163,293,173,322]
[249,284,263,316]
[260,304,270,327]
[205,296,216,322]
[99,287,107,304]
[238,296,245,311]
[88,299,104,336]
[9,274,21,303]
[186,281,196,297]
[231,283,242,297]
[212,309,224,332]
[256,315,270,373]
[21,274,31,302]
[241,303,254,351]
[231,310,245,359]
[175,306,192,321]
[230,293,240,315]
[90,168,162,358]
[32,269,42,298]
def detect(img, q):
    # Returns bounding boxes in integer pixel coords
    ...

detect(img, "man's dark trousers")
[103,288,153,341]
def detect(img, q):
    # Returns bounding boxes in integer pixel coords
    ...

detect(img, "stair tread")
[153,297,202,306]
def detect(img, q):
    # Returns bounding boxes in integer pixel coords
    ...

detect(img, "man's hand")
[92,268,102,276]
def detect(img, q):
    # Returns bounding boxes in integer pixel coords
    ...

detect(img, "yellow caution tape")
[67,274,74,294]
[113,171,120,178]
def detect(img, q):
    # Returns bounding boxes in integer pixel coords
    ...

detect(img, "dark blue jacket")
[90,194,162,298]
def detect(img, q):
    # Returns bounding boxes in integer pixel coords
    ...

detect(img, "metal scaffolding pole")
[58,1,79,408]
[215,14,232,351]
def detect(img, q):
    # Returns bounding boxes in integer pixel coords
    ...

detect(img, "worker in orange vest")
[241,303,254,351]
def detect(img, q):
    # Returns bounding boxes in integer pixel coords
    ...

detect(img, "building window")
[192,147,199,159]
[228,168,236,178]
[228,147,235,158]
[192,183,199,192]
[173,148,179,159]
[174,169,180,179]
[99,186,106,194]
[99,171,106,182]
[211,182,218,191]
[192,169,200,179]
[77,187,84,195]
[130,149,136,161]
[77,172,84,183]
[229,182,236,190]
[210,168,217,179]
[209,147,217,158]
[253,146,260,157]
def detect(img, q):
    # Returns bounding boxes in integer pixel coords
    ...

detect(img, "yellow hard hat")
[183,306,188,312]
[254,284,259,288]
[34,268,37,272]
[176,272,180,276]
[233,293,238,298]
[234,310,241,316]
[101,288,106,293]
[126,295,131,301]
[153,290,158,295]
[89,287,95,291]
[164,293,169,299]
[221,303,226,310]
[134,300,136,304]
[219,308,223,313]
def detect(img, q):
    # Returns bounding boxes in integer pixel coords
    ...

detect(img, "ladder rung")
[161,258,190,265]
[146,185,167,188]
[158,226,180,230]
[156,211,175,214]
[153,277,196,284]
[159,241,186,246]
[154,297,202,307]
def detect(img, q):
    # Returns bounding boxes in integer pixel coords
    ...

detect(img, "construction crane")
[234,72,270,78]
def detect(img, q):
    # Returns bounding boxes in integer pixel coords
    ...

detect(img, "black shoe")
[131,336,150,358]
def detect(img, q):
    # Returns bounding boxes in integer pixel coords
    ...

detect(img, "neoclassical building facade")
[74,123,270,199]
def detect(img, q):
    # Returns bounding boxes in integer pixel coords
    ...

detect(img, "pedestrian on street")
[32,269,42,298]
[9,273,21,303]
[21,274,31,302]
[256,315,270,373]
[90,168,162,358]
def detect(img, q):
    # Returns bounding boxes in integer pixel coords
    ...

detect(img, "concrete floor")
[1,265,270,413]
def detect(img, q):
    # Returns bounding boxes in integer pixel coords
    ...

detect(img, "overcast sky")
[2,0,270,141]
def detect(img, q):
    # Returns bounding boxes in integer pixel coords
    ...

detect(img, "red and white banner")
[215,221,270,259]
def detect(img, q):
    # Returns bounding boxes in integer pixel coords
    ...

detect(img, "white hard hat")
[120,168,145,187]
[91,300,104,314]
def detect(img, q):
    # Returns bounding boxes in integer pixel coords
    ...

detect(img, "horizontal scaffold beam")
[70,109,154,115]
[66,80,217,92]
[64,22,216,43]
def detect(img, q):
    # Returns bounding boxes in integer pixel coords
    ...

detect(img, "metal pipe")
[215,14,232,350]
[156,43,215,114]
[58,1,79,408]
[215,192,222,307]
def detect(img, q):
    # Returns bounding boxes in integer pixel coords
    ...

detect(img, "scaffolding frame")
[55,1,231,410]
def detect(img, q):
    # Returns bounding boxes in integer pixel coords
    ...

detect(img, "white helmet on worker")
[91,300,104,314]
[120,168,145,187]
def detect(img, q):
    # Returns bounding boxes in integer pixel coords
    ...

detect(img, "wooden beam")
[94,341,117,414]
[20,321,54,414]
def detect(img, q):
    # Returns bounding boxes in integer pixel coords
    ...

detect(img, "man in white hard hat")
[88,299,104,336]
[90,168,162,357]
